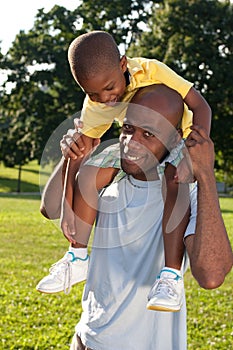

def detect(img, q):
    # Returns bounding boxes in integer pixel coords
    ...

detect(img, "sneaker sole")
[146,303,181,312]
[36,278,87,294]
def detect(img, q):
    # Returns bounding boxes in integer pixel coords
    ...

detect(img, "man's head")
[68,31,127,105]
[120,84,184,181]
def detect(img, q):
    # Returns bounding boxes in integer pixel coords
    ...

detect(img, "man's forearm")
[40,157,67,219]
[188,171,233,288]
[62,157,83,210]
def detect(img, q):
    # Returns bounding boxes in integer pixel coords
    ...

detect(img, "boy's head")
[120,84,183,181]
[68,31,128,105]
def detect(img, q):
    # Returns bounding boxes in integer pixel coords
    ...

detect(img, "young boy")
[36,31,211,312]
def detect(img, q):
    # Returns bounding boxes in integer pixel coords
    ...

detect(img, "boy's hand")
[60,118,100,160]
[185,125,215,181]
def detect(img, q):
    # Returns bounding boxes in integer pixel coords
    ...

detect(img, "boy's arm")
[184,125,233,288]
[184,87,212,135]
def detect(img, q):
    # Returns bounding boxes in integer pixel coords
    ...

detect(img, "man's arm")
[184,125,233,289]
[40,122,99,220]
[40,157,67,220]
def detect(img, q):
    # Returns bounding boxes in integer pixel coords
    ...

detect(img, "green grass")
[0,194,84,349]
[0,195,232,349]
[185,197,233,350]
[0,161,53,193]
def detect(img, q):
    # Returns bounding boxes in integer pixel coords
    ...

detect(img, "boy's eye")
[105,85,114,91]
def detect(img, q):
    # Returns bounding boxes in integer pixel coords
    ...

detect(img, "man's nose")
[127,132,142,150]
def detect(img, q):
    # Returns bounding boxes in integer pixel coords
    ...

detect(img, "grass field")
[0,161,41,193]
[0,163,232,349]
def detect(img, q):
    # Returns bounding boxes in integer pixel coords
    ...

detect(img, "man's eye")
[144,131,155,137]
[123,124,133,132]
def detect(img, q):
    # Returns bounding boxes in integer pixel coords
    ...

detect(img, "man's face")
[120,103,178,181]
[78,56,127,106]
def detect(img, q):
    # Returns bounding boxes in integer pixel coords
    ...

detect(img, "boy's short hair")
[68,31,121,82]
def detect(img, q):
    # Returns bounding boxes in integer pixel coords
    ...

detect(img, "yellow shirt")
[81,57,193,138]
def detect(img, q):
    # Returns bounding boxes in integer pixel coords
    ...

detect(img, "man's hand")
[60,118,100,160]
[185,125,215,181]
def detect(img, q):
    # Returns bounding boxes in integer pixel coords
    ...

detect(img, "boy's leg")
[70,334,93,350]
[162,163,190,269]
[147,163,190,312]
[36,165,118,294]
[72,165,119,245]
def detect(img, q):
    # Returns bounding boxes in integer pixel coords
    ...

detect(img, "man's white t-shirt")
[75,175,197,350]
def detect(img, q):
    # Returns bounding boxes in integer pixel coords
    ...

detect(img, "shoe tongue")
[65,251,75,262]
[160,269,180,279]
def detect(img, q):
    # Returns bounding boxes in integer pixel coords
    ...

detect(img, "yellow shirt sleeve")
[132,58,193,99]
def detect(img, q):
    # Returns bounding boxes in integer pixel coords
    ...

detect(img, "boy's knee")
[164,163,177,181]
[78,165,118,191]
[78,166,99,192]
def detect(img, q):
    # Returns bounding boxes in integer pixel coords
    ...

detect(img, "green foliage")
[128,0,233,175]
[0,1,150,173]
[78,0,150,44]
[0,5,85,169]
[0,0,232,178]
[0,195,232,349]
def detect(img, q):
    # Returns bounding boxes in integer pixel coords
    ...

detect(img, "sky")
[0,1,80,54]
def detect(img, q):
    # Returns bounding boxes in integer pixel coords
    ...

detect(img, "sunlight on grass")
[0,161,41,193]
[0,196,232,349]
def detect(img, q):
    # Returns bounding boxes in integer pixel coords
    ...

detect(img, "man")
[41,85,232,350]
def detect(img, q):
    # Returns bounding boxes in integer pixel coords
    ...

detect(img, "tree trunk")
[17,165,22,193]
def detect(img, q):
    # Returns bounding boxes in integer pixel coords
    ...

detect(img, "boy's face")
[79,56,128,105]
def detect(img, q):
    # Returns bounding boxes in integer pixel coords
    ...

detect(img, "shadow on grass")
[0,193,40,200]
[221,208,233,214]
[22,167,51,176]
[0,177,40,193]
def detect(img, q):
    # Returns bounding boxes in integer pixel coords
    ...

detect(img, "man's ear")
[120,55,128,73]
[177,128,183,138]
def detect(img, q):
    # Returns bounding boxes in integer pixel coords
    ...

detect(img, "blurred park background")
[0,0,232,348]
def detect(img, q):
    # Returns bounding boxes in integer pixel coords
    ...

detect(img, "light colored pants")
[70,334,93,350]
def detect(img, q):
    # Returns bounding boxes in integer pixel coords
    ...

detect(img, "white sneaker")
[147,268,184,312]
[36,251,89,294]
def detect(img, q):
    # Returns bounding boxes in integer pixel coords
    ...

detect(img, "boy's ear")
[120,55,128,73]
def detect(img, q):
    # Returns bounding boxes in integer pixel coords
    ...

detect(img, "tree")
[0,5,85,191]
[1,0,232,189]
[0,0,152,184]
[127,0,233,182]
[78,0,151,46]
